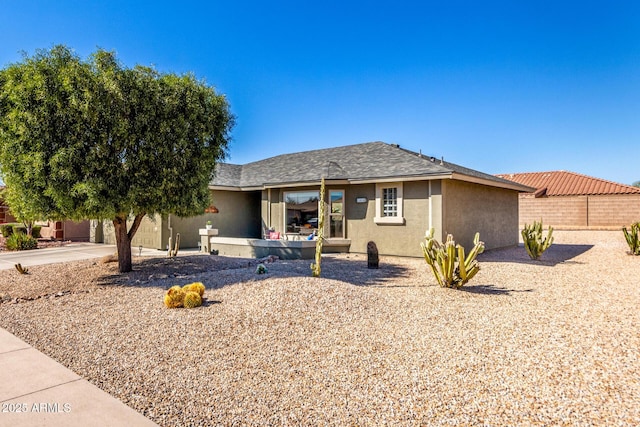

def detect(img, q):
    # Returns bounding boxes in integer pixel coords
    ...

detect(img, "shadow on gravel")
[479,243,593,266]
[95,255,252,287]
[95,254,412,289]
[460,284,535,296]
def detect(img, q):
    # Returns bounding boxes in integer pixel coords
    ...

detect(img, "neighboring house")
[0,191,15,224]
[496,171,640,229]
[0,189,90,240]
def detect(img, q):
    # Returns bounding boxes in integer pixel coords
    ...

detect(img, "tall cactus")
[310,178,326,277]
[521,220,554,260]
[421,229,485,289]
[622,222,640,255]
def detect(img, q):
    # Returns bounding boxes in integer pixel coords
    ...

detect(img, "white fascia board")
[209,185,262,191]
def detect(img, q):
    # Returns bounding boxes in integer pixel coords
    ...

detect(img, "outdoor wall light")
[356,197,367,203]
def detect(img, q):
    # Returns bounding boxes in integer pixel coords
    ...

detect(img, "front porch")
[209,237,351,260]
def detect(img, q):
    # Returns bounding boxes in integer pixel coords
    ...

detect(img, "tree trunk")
[112,213,146,273]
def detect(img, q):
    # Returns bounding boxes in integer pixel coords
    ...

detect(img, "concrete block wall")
[519,194,640,228]
[588,194,640,227]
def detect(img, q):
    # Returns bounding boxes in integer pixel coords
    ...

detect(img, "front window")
[375,182,405,225]
[285,191,319,235]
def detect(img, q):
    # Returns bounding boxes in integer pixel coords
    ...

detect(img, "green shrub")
[622,222,640,255]
[1,224,42,238]
[12,225,27,235]
[5,233,38,251]
[0,224,14,237]
[421,229,485,289]
[521,221,554,260]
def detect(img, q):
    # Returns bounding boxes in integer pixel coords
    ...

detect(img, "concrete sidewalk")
[0,242,202,426]
[0,328,158,426]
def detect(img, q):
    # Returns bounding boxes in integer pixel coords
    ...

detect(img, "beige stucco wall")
[260,179,519,257]
[346,181,433,257]
[101,190,262,250]
[102,214,163,249]
[442,180,520,250]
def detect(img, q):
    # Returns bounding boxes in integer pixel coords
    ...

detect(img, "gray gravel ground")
[1,230,638,426]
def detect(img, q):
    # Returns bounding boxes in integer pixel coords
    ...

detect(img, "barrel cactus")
[183,291,202,308]
[164,285,186,308]
[182,282,205,297]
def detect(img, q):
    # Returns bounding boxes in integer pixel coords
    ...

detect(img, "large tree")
[0,46,234,272]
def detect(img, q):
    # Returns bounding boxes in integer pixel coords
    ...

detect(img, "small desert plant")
[182,282,205,297]
[622,222,640,255]
[15,263,29,274]
[163,285,186,308]
[255,263,267,274]
[5,233,38,251]
[521,220,554,260]
[183,291,203,308]
[421,229,485,289]
[168,233,181,257]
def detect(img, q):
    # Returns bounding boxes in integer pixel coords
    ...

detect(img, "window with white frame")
[382,187,398,217]
[375,182,405,225]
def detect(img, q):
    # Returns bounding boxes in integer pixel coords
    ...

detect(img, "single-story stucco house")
[97,142,532,258]
[496,171,640,229]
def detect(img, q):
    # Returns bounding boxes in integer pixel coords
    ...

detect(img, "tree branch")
[127,212,146,241]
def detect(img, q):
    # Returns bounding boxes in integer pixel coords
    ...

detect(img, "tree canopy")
[0,45,234,271]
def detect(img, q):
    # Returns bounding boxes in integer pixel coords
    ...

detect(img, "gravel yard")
[1,230,638,426]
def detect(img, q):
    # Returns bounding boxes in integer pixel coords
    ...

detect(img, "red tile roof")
[495,171,640,196]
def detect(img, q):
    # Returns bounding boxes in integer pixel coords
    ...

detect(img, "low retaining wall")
[209,237,350,260]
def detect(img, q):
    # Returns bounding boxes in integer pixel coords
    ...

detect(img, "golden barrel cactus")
[183,291,202,308]
[163,285,186,308]
[182,282,205,297]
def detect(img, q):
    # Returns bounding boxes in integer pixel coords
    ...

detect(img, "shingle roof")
[495,171,640,196]
[212,141,529,191]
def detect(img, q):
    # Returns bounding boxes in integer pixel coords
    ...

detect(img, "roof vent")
[391,143,400,148]
[440,156,444,165]
[430,156,435,162]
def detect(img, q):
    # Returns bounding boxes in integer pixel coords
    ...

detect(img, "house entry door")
[329,190,344,238]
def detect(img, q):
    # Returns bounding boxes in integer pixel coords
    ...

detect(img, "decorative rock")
[367,241,379,269]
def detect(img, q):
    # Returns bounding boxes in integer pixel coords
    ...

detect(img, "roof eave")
[349,173,453,184]
[451,172,536,192]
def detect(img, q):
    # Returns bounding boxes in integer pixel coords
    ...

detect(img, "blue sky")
[2,1,639,185]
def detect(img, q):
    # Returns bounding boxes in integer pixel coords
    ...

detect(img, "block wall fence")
[519,194,640,229]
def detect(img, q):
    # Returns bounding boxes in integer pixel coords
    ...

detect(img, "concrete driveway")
[0,243,169,270]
